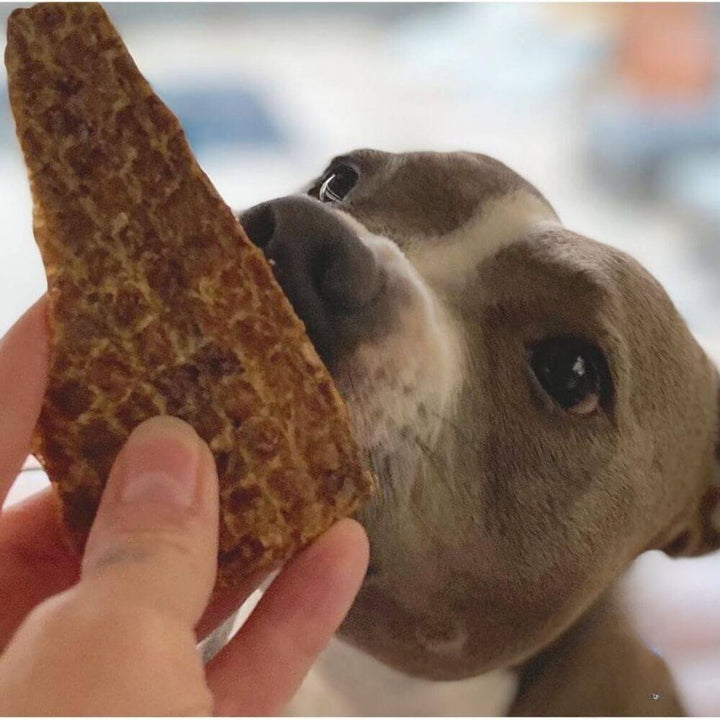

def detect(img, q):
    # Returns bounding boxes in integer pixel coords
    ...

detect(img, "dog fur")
[236,149,720,715]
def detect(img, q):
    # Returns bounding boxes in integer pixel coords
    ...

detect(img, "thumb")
[80,416,219,628]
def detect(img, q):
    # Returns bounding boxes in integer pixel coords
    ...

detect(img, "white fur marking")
[287,637,518,716]
[333,211,465,455]
[416,621,470,658]
[410,191,560,289]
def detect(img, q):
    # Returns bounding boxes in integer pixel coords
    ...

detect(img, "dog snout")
[241,201,276,249]
[240,196,381,362]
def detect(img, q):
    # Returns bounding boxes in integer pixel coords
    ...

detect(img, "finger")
[0,488,80,647]
[80,416,219,628]
[0,488,253,646]
[0,487,243,644]
[0,489,73,562]
[195,570,267,641]
[0,296,48,501]
[196,567,280,654]
[208,519,369,716]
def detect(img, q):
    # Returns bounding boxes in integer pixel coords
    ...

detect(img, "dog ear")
[663,374,720,557]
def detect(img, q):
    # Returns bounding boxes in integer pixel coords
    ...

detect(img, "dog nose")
[239,196,381,362]
[241,202,276,249]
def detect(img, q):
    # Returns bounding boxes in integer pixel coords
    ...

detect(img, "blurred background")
[1,2,719,714]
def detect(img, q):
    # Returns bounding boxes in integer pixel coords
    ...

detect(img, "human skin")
[0,297,369,716]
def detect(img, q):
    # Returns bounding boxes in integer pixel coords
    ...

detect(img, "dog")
[231,149,720,715]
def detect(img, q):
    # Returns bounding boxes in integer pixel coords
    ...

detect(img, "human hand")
[0,297,369,715]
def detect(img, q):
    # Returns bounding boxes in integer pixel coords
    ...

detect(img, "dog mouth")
[239,197,455,493]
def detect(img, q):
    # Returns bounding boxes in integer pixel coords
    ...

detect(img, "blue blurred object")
[0,83,12,149]
[587,93,720,196]
[157,84,286,151]
[0,80,286,152]
[661,150,720,267]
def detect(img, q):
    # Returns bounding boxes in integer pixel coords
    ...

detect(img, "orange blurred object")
[617,4,714,101]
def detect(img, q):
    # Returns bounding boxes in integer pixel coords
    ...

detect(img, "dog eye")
[529,337,611,416]
[318,164,359,203]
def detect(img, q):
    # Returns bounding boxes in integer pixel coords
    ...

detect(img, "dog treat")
[5,2,373,585]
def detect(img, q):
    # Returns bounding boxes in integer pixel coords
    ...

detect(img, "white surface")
[6,458,48,507]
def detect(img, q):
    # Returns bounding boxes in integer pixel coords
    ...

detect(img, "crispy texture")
[5,2,373,585]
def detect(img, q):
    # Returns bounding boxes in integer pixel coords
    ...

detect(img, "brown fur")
[246,149,720,714]
[509,590,682,716]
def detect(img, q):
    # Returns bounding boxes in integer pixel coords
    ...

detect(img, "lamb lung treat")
[5,2,373,585]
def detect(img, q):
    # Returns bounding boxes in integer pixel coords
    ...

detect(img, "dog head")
[240,149,720,679]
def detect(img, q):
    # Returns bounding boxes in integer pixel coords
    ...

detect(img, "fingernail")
[119,416,201,508]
